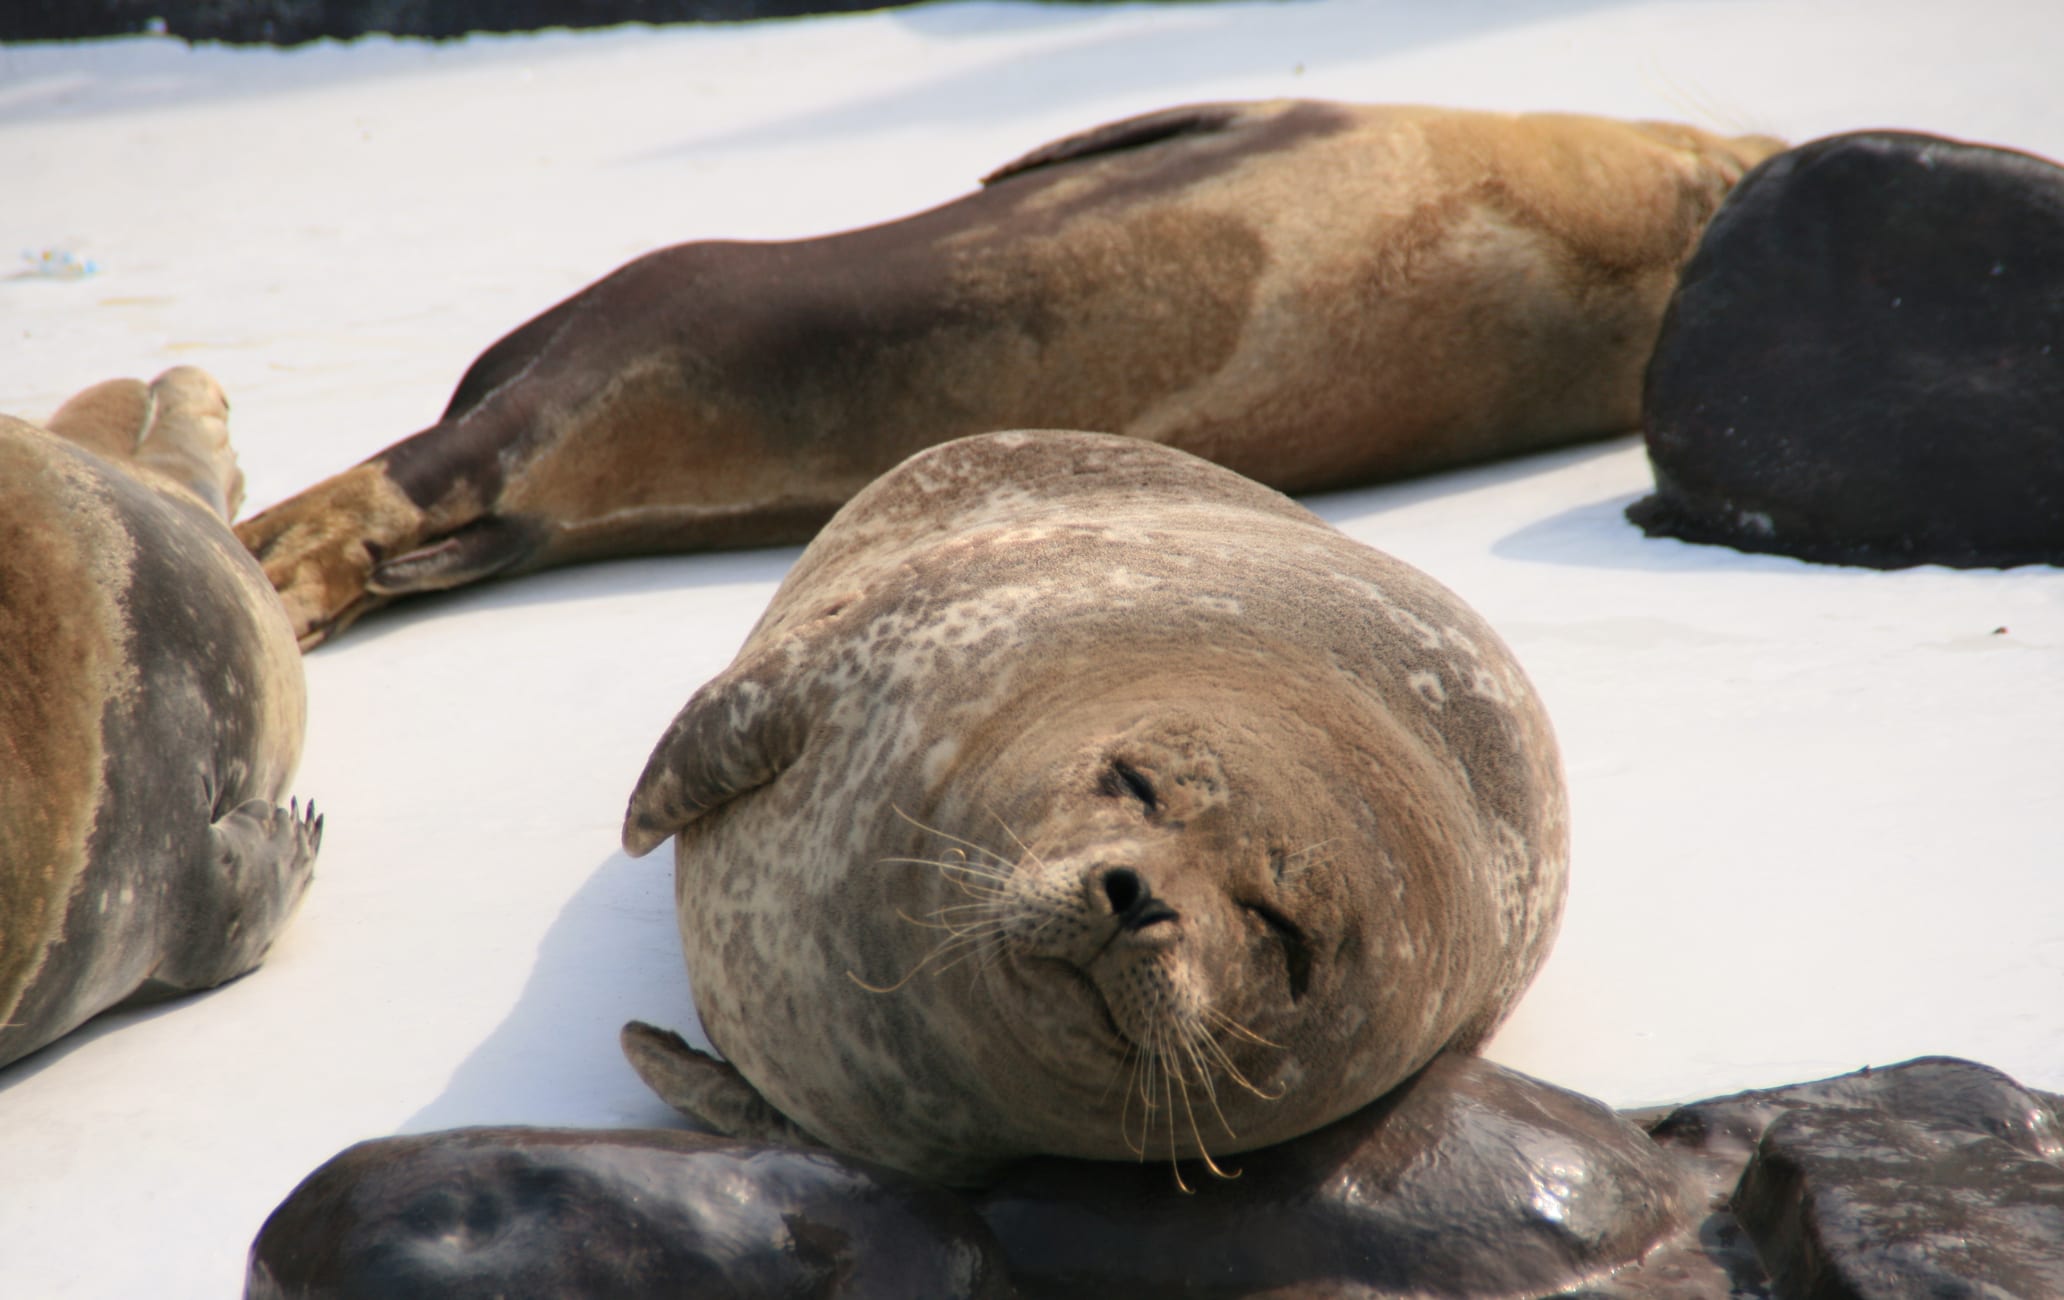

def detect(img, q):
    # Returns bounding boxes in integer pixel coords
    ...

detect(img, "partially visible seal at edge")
[0,368,320,1071]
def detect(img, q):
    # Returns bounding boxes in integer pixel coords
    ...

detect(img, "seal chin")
[1030,955,1133,1052]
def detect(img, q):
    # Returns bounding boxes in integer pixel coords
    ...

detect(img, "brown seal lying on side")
[238,99,1782,647]
[619,430,1568,1186]
[0,368,320,1072]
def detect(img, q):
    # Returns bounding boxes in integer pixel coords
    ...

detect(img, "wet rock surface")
[247,1057,2064,1299]
[244,1126,1015,1300]
[1588,1056,2064,1299]
[971,1053,1685,1299]
[1630,129,2064,569]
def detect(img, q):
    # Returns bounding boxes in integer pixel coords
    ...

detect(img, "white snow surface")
[2,2,2061,1294]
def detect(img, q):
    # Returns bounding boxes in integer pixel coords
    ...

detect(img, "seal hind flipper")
[366,516,545,598]
[621,1021,820,1149]
[621,661,818,857]
[44,367,244,520]
[146,799,321,995]
[40,376,153,465]
[980,101,1250,186]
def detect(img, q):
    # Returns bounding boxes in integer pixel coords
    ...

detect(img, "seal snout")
[1099,866,1179,932]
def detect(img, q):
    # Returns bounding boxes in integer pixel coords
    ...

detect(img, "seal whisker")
[980,806,1052,877]
[1193,1031,1287,1103]
[1119,1035,1158,1160]
[878,854,1015,890]
[1173,1024,1235,1139]
[1201,1004,1287,1052]
[1171,1033,1241,1183]
[848,911,1010,993]
[1158,1033,1200,1194]
[888,806,1021,871]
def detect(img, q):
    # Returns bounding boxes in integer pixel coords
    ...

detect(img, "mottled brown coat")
[622,432,1568,1185]
[239,100,1781,647]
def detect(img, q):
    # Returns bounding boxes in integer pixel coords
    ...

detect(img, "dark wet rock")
[1601,1056,2064,1299]
[1,0,908,46]
[1650,1055,2064,1166]
[1630,129,2064,569]
[244,1126,1016,1300]
[1734,1106,2064,1299]
[242,1056,2064,1299]
[969,1053,1688,1299]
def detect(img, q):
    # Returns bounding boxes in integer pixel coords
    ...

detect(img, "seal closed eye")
[621,430,1567,1187]
[1102,759,1160,812]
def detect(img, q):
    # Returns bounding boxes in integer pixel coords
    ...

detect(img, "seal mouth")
[1034,956,1132,1050]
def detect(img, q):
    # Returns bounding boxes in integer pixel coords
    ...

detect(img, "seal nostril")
[1102,868,1144,916]
[1101,867,1178,931]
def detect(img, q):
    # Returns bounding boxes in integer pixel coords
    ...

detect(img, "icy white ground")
[2,2,2060,1295]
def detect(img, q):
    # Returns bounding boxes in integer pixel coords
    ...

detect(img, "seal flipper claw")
[151,798,320,993]
[367,516,544,597]
[622,1021,821,1149]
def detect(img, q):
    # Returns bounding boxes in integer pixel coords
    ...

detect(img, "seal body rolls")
[0,368,320,1071]
[621,431,1568,1186]
[239,99,1782,646]
[1631,129,2064,567]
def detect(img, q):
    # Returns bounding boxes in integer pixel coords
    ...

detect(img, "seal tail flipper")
[43,367,245,520]
[150,798,321,994]
[365,515,544,598]
[622,1020,821,1149]
[136,367,244,520]
[40,376,153,464]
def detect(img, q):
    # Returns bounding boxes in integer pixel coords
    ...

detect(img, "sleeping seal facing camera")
[620,430,1568,1186]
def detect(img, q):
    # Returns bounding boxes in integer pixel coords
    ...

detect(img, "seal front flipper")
[622,1021,823,1149]
[620,650,823,858]
[145,799,322,996]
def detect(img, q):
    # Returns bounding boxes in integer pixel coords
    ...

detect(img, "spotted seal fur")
[619,430,1567,1185]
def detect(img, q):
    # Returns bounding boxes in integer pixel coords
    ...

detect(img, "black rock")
[970,1053,1688,1299]
[1630,130,2064,569]
[1,0,914,47]
[242,1056,2064,1299]
[244,1126,1017,1300]
[1621,1056,2064,1300]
